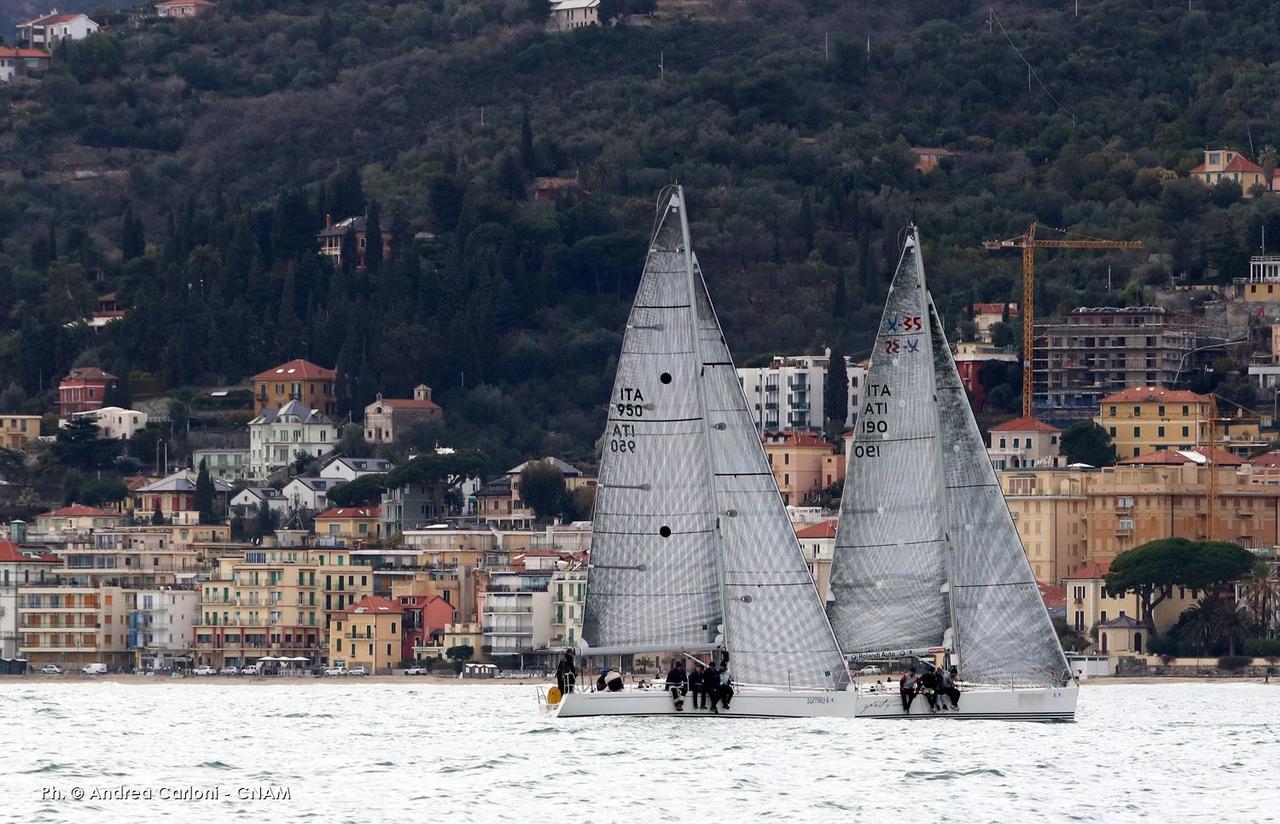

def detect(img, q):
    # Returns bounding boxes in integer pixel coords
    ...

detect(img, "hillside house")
[316,215,392,270]
[0,47,50,82]
[155,0,216,16]
[58,367,117,417]
[1189,149,1273,198]
[547,0,599,32]
[251,358,337,417]
[363,385,442,444]
[248,400,337,481]
[16,11,99,51]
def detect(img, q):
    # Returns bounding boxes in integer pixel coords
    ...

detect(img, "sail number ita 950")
[610,387,645,453]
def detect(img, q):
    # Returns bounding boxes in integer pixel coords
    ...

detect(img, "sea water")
[1,680,1276,823]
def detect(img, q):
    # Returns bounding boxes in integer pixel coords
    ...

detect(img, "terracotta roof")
[794,520,837,539]
[0,542,59,563]
[990,417,1060,433]
[1119,450,1194,466]
[972,302,1018,316]
[763,430,835,449]
[39,504,113,518]
[0,47,50,59]
[348,595,403,615]
[1038,583,1067,610]
[1064,563,1110,580]
[20,12,88,25]
[1100,387,1209,405]
[251,359,336,382]
[315,506,381,519]
[62,367,117,382]
[1181,447,1244,467]
[381,398,441,411]
[1251,450,1280,467]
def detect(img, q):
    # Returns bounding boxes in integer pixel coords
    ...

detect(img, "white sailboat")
[828,227,1078,721]
[555,187,853,719]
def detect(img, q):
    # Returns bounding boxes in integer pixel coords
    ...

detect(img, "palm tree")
[1209,600,1253,657]
[1239,559,1279,635]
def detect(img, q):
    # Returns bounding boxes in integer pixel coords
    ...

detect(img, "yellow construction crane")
[983,223,1145,418]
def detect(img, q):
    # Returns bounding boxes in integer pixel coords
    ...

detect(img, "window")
[1132,406,1140,417]
[1157,426,1165,437]
[999,437,1007,448]
[1182,426,1189,437]
[1133,426,1140,437]
[1109,426,1116,437]
[1157,405,1165,417]
[1109,405,1116,416]
[1100,610,1108,623]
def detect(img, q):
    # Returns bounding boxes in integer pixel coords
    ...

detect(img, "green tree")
[326,473,388,507]
[1060,421,1116,467]
[256,499,276,537]
[824,348,848,435]
[54,416,118,470]
[78,478,129,507]
[121,203,145,261]
[194,458,215,524]
[519,459,566,523]
[1105,538,1258,634]
[446,644,474,674]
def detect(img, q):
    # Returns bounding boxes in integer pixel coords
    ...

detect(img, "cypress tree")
[798,191,815,254]
[364,200,382,276]
[520,107,536,171]
[824,345,849,435]
[194,458,214,525]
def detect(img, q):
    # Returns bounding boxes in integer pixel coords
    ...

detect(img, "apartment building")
[737,353,866,432]
[130,587,199,670]
[549,560,586,650]
[0,542,60,658]
[988,417,1061,471]
[17,584,131,669]
[1097,388,1262,460]
[763,430,840,505]
[481,569,552,661]
[794,520,836,602]
[1034,307,1197,421]
[998,470,1089,585]
[193,547,372,668]
[0,414,41,449]
[329,595,403,673]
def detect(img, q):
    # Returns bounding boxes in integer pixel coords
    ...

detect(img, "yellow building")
[794,520,836,602]
[1063,564,1200,655]
[763,430,839,506]
[999,470,1088,585]
[0,414,41,448]
[194,547,373,668]
[17,584,131,669]
[1097,387,1262,460]
[549,561,586,649]
[330,595,403,673]
[314,506,382,545]
[1189,149,1270,197]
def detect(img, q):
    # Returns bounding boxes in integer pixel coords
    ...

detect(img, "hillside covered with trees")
[2,0,1279,473]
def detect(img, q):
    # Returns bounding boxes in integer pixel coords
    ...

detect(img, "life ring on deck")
[547,686,563,705]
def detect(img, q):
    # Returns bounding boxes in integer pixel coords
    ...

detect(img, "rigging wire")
[989,9,1093,137]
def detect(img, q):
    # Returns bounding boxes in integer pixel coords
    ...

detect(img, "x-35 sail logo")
[884,315,922,354]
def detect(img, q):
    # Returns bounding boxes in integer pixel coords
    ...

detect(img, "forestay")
[928,302,1070,686]
[691,255,849,690]
[580,195,722,654]
[828,233,951,655]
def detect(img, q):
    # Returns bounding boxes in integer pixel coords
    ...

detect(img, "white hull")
[854,683,1077,721]
[555,687,855,719]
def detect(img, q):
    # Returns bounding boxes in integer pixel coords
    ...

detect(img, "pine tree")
[194,458,215,525]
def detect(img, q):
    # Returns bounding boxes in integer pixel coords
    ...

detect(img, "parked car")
[858,665,883,676]
[346,666,369,677]
[324,666,347,677]
[81,663,108,675]
[403,666,430,676]
[193,665,217,676]
[40,664,63,675]
[239,663,261,676]
[218,666,239,676]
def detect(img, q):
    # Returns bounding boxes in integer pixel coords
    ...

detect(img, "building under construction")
[1033,306,1205,422]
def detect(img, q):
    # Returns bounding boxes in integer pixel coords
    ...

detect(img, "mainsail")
[580,192,723,655]
[691,254,849,690]
[827,233,951,655]
[928,300,1070,686]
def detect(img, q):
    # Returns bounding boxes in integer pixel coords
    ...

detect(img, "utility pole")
[659,50,664,80]
[824,31,829,63]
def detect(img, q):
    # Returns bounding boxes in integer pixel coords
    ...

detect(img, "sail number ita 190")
[610,387,645,453]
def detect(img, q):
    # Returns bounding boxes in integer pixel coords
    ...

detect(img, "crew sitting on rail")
[899,667,919,711]
[689,661,706,709]
[716,661,733,710]
[595,668,624,692]
[702,660,722,712]
[940,666,960,709]
[919,664,941,711]
[665,659,687,710]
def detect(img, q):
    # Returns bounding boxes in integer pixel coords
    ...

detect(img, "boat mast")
[913,224,960,665]
[675,185,731,661]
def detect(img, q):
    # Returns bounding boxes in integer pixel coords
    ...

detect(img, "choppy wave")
[0,682,1275,822]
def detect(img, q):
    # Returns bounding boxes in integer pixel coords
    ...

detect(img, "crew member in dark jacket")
[689,662,705,709]
[665,659,687,710]
[702,661,722,713]
[555,649,576,694]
